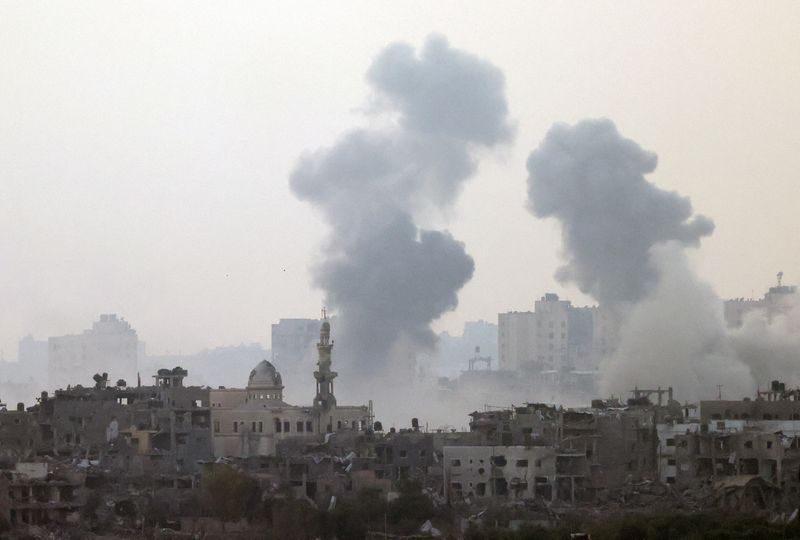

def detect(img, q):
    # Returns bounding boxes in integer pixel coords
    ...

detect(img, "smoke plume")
[599,243,754,399]
[526,119,756,401]
[527,119,714,309]
[290,35,512,377]
[730,293,800,390]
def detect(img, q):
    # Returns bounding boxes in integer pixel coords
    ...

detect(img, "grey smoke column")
[526,119,714,308]
[290,35,512,375]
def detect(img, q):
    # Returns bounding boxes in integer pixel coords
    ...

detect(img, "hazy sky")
[1,2,798,358]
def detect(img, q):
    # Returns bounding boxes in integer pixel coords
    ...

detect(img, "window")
[258,422,263,433]
[283,421,290,433]
[419,449,426,458]
[745,440,753,449]
[451,459,461,467]
[306,420,313,432]
[535,459,542,467]
[666,438,675,447]
[666,476,676,484]
[233,422,238,433]
[667,459,676,466]
[516,459,528,467]
[275,419,282,433]
[399,450,407,458]
[297,421,304,433]
[767,441,773,449]
[252,422,257,433]
[213,420,220,433]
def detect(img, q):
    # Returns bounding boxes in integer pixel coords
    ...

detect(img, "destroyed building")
[0,462,84,529]
[668,381,800,496]
[21,366,214,475]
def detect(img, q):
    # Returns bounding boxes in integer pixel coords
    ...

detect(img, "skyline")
[2,2,799,357]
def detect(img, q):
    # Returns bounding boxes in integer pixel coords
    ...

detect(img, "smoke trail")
[290,35,512,377]
[730,293,800,390]
[599,243,754,399]
[526,119,755,401]
[526,119,714,310]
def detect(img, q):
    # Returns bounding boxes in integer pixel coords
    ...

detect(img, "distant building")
[47,314,139,391]
[724,273,797,328]
[270,318,322,367]
[498,294,613,374]
[432,320,497,378]
[17,335,48,377]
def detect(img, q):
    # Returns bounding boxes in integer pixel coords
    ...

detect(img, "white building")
[47,314,139,391]
[498,294,614,374]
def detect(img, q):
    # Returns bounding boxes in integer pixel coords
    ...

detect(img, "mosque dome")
[247,360,283,389]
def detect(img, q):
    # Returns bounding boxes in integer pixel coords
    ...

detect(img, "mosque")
[209,317,372,457]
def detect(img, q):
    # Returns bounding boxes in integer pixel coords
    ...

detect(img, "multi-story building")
[444,445,560,502]
[270,318,322,367]
[724,273,797,328]
[498,294,614,374]
[47,314,139,391]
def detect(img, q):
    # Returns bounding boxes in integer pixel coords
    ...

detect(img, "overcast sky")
[1,2,798,357]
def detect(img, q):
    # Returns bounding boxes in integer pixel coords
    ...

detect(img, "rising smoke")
[290,35,513,380]
[730,293,800,390]
[526,119,758,401]
[527,119,714,310]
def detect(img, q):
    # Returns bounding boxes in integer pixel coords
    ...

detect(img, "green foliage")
[265,496,321,540]
[203,464,261,523]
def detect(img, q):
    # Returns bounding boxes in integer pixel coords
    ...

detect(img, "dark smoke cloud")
[524,118,756,402]
[526,119,714,308]
[290,35,512,377]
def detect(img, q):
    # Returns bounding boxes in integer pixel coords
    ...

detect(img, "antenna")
[778,271,784,287]
[716,384,724,400]
[321,306,327,320]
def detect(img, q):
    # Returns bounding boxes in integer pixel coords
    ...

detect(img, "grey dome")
[248,360,283,389]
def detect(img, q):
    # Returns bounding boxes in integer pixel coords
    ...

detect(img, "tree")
[203,465,261,523]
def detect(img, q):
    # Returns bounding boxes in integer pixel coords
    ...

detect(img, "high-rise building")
[270,318,322,367]
[498,294,613,374]
[48,314,139,390]
[17,335,48,378]
[724,273,797,328]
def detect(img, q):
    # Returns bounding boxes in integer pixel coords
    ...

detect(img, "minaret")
[313,311,337,415]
